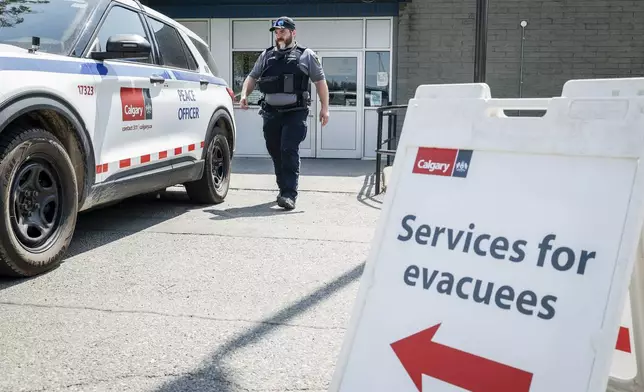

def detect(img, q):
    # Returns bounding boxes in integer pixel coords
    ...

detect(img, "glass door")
[313,51,363,159]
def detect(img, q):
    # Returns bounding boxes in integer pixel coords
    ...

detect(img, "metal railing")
[375,103,408,195]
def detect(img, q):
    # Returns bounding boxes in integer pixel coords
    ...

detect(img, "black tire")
[184,126,231,204]
[0,125,78,278]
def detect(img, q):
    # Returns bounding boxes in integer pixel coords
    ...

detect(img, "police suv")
[0,0,237,277]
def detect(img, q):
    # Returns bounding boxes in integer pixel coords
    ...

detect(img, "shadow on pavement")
[154,262,365,392]
[0,274,44,293]
[233,157,378,178]
[357,173,383,210]
[204,200,304,220]
[0,188,196,291]
[66,188,198,259]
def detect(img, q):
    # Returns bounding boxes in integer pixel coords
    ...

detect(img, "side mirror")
[90,34,151,61]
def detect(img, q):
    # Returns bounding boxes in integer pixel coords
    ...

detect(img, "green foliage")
[0,0,50,28]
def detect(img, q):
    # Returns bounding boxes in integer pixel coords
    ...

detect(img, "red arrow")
[390,324,533,392]
[616,326,631,353]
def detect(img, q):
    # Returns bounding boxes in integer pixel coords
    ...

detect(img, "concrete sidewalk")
[231,157,383,196]
[0,155,386,392]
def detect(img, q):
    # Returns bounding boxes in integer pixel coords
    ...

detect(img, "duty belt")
[259,98,308,114]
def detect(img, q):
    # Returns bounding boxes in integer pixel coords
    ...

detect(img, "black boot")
[277,196,295,210]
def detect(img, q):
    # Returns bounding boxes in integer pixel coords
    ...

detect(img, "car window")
[91,5,151,63]
[0,0,100,55]
[182,38,199,71]
[145,17,198,71]
[189,37,220,77]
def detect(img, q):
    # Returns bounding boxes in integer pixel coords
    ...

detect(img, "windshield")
[0,0,99,55]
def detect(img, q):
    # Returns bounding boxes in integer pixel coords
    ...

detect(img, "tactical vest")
[256,45,311,106]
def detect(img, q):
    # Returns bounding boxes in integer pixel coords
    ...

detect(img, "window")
[364,51,391,107]
[91,5,151,63]
[190,37,219,76]
[146,17,198,71]
[232,51,262,105]
[0,0,99,55]
[322,56,358,107]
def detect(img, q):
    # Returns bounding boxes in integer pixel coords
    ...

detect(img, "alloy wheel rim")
[10,158,63,251]
[211,140,227,190]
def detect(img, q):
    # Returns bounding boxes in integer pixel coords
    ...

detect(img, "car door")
[181,31,228,152]
[143,15,209,165]
[87,2,175,183]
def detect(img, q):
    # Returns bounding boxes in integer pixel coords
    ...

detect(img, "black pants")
[261,107,309,200]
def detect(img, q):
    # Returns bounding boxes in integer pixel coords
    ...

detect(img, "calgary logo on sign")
[120,87,153,122]
[412,147,473,178]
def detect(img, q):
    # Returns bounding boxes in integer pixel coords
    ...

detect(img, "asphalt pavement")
[0,157,385,392]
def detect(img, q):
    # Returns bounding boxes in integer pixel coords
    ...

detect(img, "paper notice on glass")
[371,91,382,106]
[377,72,388,87]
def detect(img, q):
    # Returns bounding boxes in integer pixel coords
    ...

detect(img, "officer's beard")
[276,36,293,50]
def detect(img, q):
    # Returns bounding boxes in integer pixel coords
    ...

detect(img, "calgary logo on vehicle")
[412,147,473,178]
[120,87,153,122]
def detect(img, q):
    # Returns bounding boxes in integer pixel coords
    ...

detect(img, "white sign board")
[608,253,644,392]
[330,79,644,392]
[610,293,636,382]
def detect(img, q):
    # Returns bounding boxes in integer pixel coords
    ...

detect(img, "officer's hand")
[239,97,249,110]
[319,108,329,126]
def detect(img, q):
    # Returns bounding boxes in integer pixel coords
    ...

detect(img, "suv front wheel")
[0,125,78,277]
[184,125,231,204]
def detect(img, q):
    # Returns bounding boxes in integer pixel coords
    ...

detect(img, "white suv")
[0,0,237,277]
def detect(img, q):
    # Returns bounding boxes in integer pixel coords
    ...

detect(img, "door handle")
[199,79,209,86]
[150,75,165,84]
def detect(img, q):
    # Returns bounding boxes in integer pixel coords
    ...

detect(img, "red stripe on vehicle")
[96,163,109,174]
[96,142,204,174]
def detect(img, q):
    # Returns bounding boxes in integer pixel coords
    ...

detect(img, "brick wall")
[395,0,644,103]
